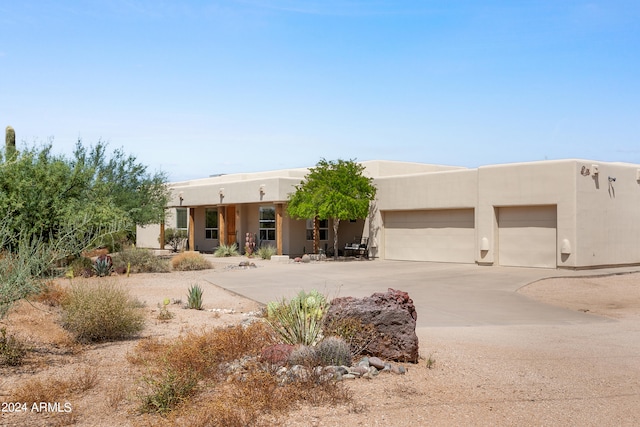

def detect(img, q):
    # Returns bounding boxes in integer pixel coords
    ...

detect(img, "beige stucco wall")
[476,160,577,268]
[574,162,640,267]
[136,159,640,268]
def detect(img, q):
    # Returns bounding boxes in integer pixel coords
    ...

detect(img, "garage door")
[384,209,475,263]
[498,205,557,268]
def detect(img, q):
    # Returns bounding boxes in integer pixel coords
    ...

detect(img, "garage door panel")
[498,206,557,268]
[384,209,475,263]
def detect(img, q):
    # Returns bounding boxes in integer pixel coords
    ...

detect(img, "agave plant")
[265,289,328,346]
[187,284,204,310]
[93,255,113,277]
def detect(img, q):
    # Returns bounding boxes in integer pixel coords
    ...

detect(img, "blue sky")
[1,1,639,181]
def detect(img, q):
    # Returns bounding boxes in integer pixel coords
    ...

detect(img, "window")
[176,208,187,230]
[259,207,276,241]
[306,219,328,241]
[205,208,218,239]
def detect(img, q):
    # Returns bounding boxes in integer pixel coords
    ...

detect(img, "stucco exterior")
[136,159,640,269]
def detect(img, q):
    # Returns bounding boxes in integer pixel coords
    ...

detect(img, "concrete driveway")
[203,258,640,328]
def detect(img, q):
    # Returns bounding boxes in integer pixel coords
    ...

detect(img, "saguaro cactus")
[5,126,16,158]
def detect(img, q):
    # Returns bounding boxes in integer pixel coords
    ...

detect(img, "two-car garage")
[382,205,558,268]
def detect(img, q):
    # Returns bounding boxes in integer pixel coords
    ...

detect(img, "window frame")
[306,218,328,241]
[205,208,218,240]
[259,206,276,241]
[176,208,188,231]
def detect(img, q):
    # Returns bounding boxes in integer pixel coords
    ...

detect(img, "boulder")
[326,288,419,363]
[260,344,294,366]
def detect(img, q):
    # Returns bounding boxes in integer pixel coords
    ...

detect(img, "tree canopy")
[287,158,376,256]
[0,139,170,250]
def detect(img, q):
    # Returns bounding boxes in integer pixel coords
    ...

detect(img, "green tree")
[0,138,168,318]
[287,159,376,258]
[0,140,170,249]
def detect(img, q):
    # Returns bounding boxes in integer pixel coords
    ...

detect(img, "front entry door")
[226,205,236,246]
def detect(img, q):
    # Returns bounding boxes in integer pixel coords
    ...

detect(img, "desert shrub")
[163,228,187,253]
[264,290,328,346]
[135,322,274,414]
[171,252,212,271]
[132,321,350,425]
[111,247,170,274]
[68,256,94,278]
[323,316,379,357]
[315,336,352,367]
[186,284,204,310]
[139,369,199,414]
[61,281,145,342]
[12,366,99,404]
[214,243,239,257]
[256,245,276,260]
[0,327,27,366]
[33,280,69,307]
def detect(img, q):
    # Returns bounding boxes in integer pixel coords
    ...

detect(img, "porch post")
[159,220,165,250]
[219,207,226,245]
[276,203,283,255]
[188,207,195,251]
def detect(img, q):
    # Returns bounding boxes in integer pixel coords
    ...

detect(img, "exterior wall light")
[219,188,225,197]
[591,164,599,175]
[480,237,490,251]
[560,239,571,255]
[259,184,266,195]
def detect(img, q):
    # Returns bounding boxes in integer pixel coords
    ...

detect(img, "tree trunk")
[332,218,340,259]
[313,216,320,254]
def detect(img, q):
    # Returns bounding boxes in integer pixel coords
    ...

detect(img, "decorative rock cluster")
[318,356,407,382]
[221,354,406,385]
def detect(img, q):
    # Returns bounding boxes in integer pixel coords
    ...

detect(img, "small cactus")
[315,336,352,367]
[5,126,16,158]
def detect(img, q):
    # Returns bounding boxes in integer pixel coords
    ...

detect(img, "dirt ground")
[1,268,639,426]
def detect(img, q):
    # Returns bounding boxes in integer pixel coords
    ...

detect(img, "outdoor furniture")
[344,237,369,259]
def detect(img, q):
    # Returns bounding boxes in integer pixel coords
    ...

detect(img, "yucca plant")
[264,290,328,346]
[214,243,239,257]
[256,245,276,260]
[187,284,204,310]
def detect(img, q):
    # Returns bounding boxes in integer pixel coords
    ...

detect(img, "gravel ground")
[1,270,639,426]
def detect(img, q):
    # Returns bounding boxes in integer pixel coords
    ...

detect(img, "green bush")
[61,281,146,343]
[186,284,204,310]
[111,248,170,274]
[139,369,198,414]
[0,327,27,366]
[68,256,94,278]
[264,290,328,346]
[256,245,276,260]
[163,228,187,253]
[315,336,352,367]
[171,252,212,271]
[214,243,239,257]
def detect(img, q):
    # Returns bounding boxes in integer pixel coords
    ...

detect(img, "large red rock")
[326,288,419,363]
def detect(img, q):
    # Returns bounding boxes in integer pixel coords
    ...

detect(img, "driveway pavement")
[203,258,640,327]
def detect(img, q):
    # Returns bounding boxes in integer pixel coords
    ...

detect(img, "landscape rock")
[326,288,419,363]
[260,344,294,366]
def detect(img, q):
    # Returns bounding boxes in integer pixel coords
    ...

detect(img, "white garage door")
[384,209,475,263]
[498,205,557,268]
